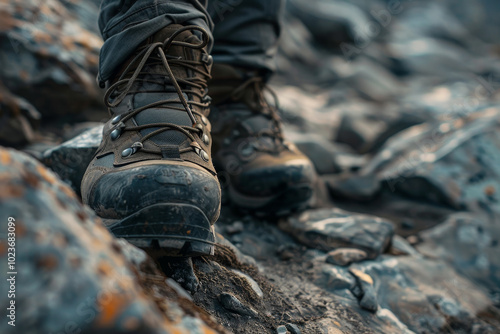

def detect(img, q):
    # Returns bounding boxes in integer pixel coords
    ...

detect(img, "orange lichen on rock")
[0,9,17,31]
[485,185,496,196]
[58,183,76,199]
[14,220,27,237]
[32,29,53,44]
[122,316,140,331]
[0,183,25,199]
[36,253,59,270]
[23,171,41,188]
[0,150,12,165]
[95,292,130,327]
[61,35,76,51]
[97,260,114,277]
[37,164,57,184]
[0,242,7,256]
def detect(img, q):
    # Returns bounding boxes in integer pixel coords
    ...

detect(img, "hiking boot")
[81,25,220,256]
[208,64,316,215]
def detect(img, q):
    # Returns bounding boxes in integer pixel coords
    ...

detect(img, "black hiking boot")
[208,64,316,216]
[81,25,220,256]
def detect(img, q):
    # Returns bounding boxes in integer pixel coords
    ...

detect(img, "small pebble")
[286,323,302,334]
[407,235,419,245]
[219,292,258,317]
[390,235,419,256]
[277,325,289,334]
[231,269,264,298]
[326,248,367,266]
[349,268,378,313]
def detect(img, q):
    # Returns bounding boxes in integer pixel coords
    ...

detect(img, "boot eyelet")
[121,148,133,157]
[121,142,143,158]
[202,134,210,145]
[110,129,121,140]
[194,123,204,131]
[201,115,208,125]
[199,149,209,162]
[111,115,121,124]
[202,54,213,66]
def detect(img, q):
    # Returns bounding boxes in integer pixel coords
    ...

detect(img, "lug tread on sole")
[103,203,215,257]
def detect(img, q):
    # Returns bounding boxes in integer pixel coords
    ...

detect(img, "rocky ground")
[1,0,500,333]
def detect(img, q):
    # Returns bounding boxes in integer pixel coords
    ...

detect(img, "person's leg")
[97,0,213,86]
[82,1,221,258]
[208,0,283,78]
[206,0,316,215]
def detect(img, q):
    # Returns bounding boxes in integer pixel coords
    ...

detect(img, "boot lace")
[104,25,211,157]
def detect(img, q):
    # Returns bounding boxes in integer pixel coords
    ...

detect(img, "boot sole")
[227,183,313,217]
[102,203,215,257]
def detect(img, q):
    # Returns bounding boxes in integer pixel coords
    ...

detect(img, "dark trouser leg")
[208,0,284,79]
[97,0,213,85]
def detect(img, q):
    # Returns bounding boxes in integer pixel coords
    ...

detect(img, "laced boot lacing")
[229,77,286,153]
[104,25,212,158]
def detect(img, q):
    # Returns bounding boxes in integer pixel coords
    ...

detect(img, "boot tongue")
[146,24,201,80]
[131,25,202,146]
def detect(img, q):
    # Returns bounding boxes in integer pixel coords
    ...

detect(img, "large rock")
[417,212,500,294]
[305,246,500,333]
[0,147,225,334]
[375,106,500,212]
[351,256,499,333]
[273,85,341,141]
[396,81,499,121]
[284,129,368,175]
[280,208,394,259]
[445,0,500,44]
[333,58,404,103]
[0,0,103,116]
[386,2,482,80]
[333,99,424,154]
[0,82,40,146]
[42,124,103,195]
[328,106,500,213]
[324,173,381,202]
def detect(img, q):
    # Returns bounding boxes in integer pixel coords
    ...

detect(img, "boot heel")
[103,203,215,257]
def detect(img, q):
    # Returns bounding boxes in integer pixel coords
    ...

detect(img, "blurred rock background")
[1,0,500,333]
